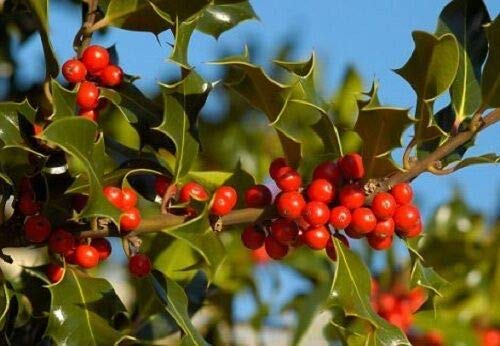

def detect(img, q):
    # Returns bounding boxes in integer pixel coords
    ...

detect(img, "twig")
[75,0,100,57]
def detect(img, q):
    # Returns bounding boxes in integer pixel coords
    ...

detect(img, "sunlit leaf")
[482,16,500,108]
[197,1,257,39]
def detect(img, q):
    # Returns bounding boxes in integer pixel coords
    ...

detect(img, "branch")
[74,0,100,57]
[383,108,500,190]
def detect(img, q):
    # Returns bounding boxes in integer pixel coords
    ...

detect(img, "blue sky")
[5,0,500,324]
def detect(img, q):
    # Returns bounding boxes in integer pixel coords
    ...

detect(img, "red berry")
[77,81,100,110]
[24,215,51,243]
[345,226,365,239]
[367,234,393,250]
[251,245,270,264]
[179,182,209,203]
[128,253,152,278]
[75,244,99,269]
[90,238,112,261]
[313,161,343,185]
[302,201,330,226]
[48,229,75,255]
[270,218,299,245]
[264,236,289,260]
[216,186,237,205]
[244,185,272,208]
[154,176,171,196]
[275,169,302,191]
[120,207,141,232]
[81,45,110,74]
[325,233,350,261]
[72,194,88,212]
[378,293,397,314]
[100,64,123,87]
[302,225,330,250]
[62,59,87,83]
[307,179,335,203]
[482,329,500,346]
[329,206,352,229]
[46,263,64,283]
[423,331,443,346]
[78,108,99,122]
[103,186,124,209]
[339,184,365,209]
[371,192,397,220]
[64,246,78,265]
[407,287,426,313]
[241,225,266,250]
[211,186,237,216]
[210,196,232,216]
[393,205,420,233]
[34,124,43,136]
[269,157,287,180]
[18,195,41,216]
[350,207,377,234]
[339,153,365,179]
[275,191,306,219]
[372,218,395,238]
[121,187,138,210]
[404,219,423,238]
[390,183,413,205]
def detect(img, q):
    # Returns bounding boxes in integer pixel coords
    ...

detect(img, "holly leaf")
[354,106,412,178]
[395,31,459,144]
[156,70,211,182]
[26,0,58,77]
[114,82,163,126]
[396,31,459,101]
[329,239,411,345]
[50,79,76,121]
[0,100,36,149]
[170,16,200,68]
[161,206,226,280]
[482,16,500,108]
[150,271,209,346]
[330,67,364,129]
[45,267,132,345]
[410,260,449,298]
[197,0,257,39]
[436,0,490,121]
[101,0,210,35]
[0,282,13,330]
[41,118,122,223]
[99,88,138,123]
[453,153,500,171]
[188,171,233,191]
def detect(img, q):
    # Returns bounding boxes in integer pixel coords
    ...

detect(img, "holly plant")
[0,0,499,345]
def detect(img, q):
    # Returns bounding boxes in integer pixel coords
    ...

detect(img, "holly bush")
[0,0,499,345]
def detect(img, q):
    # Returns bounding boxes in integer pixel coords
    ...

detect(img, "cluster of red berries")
[15,178,150,283]
[240,153,422,260]
[103,186,141,232]
[154,176,238,218]
[371,281,426,332]
[62,45,124,122]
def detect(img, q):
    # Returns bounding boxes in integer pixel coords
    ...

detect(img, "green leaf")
[0,282,13,330]
[150,271,209,346]
[410,259,449,297]
[156,70,211,182]
[396,31,459,144]
[102,0,210,35]
[170,16,200,68]
[197,1,258,39]
[45,267,132,345]
[291,281,330,346]
[221,161,255,209]
[436,0,490,121]
[162,206,225,280]
[41,118,122,223]
[482,16,500,108]
[330,66,364,129]
[99,88,138,123]
[26,0,59,77]
[453,153,500,170]
[0,100,37,151]
[396,31,459,101]
[329,239,410,345]
[50,79,76,121]
[354,106,412,178]
[188,171,233,191]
